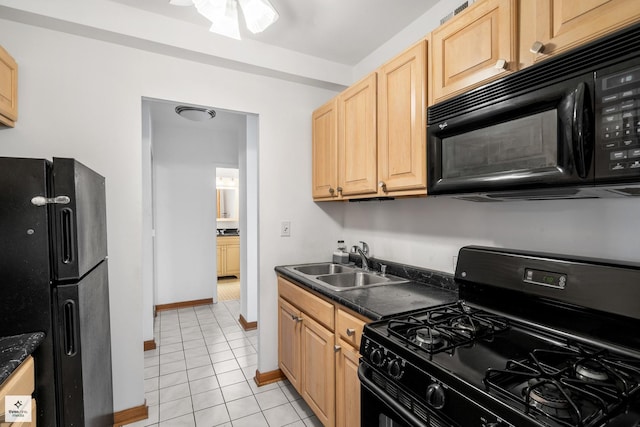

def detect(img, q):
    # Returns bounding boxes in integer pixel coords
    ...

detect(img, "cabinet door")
[431,0,517,103]
[216,245,225,276]
[378,41,427,195]
[301,315,335,427]
[338,73,378,197]
[0,45,17,127]
[278,297,302,392]
[312,99,339,200]
[335,340,360,427]
[521,0,640,66]
[226,243,240,277]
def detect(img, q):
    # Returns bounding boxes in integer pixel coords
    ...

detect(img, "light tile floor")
[124,300,322,427]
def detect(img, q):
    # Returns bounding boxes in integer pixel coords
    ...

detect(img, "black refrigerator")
[0,157,113,426]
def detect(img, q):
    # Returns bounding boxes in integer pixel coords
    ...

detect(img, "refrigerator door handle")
[61,208,75,264]
[30,195,71,206]
[63,300,78,356]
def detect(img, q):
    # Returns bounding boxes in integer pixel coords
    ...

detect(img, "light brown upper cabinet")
[520,0,640,68]
[338,73,378,197]
[430,0,518,104]
[0,45,18,127]
[312,99,338,200]
[377,40,427,196]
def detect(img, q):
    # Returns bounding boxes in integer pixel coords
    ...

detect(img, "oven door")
[427,73,595,196]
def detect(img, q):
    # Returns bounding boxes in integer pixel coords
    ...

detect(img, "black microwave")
[427,23,640,201]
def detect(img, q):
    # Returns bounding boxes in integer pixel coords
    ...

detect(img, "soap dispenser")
[333,240,349,264]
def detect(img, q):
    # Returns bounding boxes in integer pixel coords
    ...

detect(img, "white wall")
[0,19,340,412]
[153,125,239,305]
[141,102,154,343]
[341,197,640,275]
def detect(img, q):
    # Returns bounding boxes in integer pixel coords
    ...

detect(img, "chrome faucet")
[356,241,370,271]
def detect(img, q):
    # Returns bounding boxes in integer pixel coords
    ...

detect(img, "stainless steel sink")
[293,263,356,276]
[317,271,391,287]
[284,262,409,292]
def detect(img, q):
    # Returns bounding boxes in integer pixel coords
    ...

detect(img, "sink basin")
[316,271,390,288]
[293,263,356,276]
[285,263,409,292]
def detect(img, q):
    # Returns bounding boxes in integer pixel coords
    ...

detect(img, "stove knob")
[370,348,385,367]
[425,383,446,409]
[387,358,404,379]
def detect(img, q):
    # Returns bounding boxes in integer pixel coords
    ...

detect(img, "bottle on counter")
[333,240,350,264]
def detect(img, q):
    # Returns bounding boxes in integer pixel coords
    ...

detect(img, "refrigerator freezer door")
[0,157,58,425]
[52,158,107,281]
[54,260,113,426]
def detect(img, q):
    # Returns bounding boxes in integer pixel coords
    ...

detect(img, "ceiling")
[108,0,440,65]
[147,98,247,132]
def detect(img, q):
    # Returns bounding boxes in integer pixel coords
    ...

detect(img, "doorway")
[216,167,241,301]
[141,97,259,341]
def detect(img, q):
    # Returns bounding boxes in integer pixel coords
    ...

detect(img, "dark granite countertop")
[0,332,45,384]
[275,260,458,320]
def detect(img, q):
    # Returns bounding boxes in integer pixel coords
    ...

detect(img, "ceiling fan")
[169,0,279,40]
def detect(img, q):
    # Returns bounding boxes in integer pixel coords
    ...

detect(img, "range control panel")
[596,63,640,180]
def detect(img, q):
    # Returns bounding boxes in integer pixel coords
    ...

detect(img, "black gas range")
[359,246,640,427]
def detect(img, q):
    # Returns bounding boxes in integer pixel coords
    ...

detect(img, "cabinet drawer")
[336,309,366,349]
[278,277,334,330]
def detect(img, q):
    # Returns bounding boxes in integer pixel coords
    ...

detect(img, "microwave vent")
[428,22,640,124]
[605,187,640,196]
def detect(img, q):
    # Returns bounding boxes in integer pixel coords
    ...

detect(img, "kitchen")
[1,0,640,426]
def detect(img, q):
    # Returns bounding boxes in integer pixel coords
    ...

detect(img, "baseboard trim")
[143,339,157,351]
[113,401,148,427]
[156,298,214,312]
[254,368,286,387]
[238,314,257,331]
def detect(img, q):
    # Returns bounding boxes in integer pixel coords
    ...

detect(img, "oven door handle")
[358,363,430,427]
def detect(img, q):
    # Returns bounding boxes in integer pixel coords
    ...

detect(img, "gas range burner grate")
[386,301,509,354]
[484,344,640,427]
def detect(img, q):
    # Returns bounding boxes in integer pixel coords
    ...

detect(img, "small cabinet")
[335,309,366,427]
[0,45,18,127]
[278,276,335,426]
[277,275,370,427]
[216,235,239,278]
[520,0,640,67]
[430,0,518,103]
[0,356,35,426]
[312,99,338,200]
[377,40,427,196]
[338,73,378,197]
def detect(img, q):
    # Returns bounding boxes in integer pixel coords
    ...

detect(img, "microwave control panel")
[596,64,640,180]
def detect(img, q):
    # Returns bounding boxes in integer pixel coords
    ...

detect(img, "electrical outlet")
[280,221,291,237]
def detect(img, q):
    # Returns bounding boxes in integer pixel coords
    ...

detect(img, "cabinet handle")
[290,313,302,323]
[329,187,335,195]
[494,59,508,70]
[334,345,341,352]
[378,181,387,193]
[346,328,356,337]
[337,186,343,196]
[530,41,545,54]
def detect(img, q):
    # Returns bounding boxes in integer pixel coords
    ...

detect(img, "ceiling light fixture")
[169,0,279,40]
[175,106,216,121]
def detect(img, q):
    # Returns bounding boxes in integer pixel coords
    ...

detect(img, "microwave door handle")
[572,82,591,178]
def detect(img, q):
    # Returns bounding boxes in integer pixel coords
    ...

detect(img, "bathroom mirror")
[216,168,239,221]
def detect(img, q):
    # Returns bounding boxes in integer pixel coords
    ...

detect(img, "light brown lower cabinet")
[277,275,368,427]
[335,339,361,427]
[217,235,240,278]
[0,356,36,426]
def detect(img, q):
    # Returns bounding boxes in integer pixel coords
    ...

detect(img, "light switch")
[280,221,291,237]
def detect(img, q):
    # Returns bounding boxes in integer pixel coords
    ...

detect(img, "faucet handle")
[359,241,369,256]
